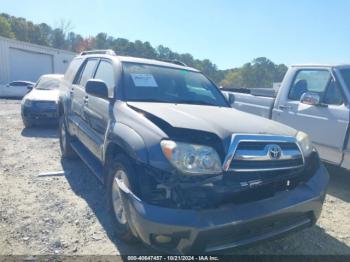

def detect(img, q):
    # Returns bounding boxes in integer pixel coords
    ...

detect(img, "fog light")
[154,234,172,244]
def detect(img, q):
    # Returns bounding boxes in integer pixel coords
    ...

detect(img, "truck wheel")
[59,116,77,159]
[107,154,138,243]
[22,118,33,128]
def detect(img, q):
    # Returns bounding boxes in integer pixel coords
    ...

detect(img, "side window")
[94,60,115,89]
[288,70,331,101]
[323,80,344,105]
[10,82,23,86]
[76,59,98,87]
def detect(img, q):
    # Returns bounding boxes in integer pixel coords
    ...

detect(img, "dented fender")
[104,122,149,164]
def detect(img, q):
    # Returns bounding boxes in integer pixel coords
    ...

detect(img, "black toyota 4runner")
[58,50,329,254]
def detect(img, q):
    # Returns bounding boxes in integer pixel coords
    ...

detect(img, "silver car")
[21,74,63,128]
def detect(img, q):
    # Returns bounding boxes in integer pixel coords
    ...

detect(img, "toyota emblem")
[266,144,282,160]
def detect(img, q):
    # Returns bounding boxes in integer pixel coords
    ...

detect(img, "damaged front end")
[131,149,321,210]
[125,106,320,210]
[112,124,328,254]
[112,96,329,254]
[115,152,328,254]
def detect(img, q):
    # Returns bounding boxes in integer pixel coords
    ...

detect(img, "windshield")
[122,63,228,107]
[35,78,61,90]
[340,69,350,90]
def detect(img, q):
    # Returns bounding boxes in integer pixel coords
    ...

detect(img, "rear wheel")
[107,154,138,243]
[59,115,77,159]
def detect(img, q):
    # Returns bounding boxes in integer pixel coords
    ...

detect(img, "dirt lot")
[0,99,350,255]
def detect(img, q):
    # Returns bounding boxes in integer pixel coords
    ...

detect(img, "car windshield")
[340,69,350,90]
[122,63,228,107]
[35,78,60,90]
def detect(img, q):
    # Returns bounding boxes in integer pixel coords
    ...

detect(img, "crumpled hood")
[25,89,59,101]
[127,102,298,141]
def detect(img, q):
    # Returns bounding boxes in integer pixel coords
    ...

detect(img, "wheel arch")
[103,123,149,183]
[58,101,64,117]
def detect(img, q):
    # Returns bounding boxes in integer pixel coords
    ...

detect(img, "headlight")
[296,131,313,156]
[160,140,222,175]
[23,100,33,107]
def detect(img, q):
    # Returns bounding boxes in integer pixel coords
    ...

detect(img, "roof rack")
[80,49,116,56]
[158,59,187,67]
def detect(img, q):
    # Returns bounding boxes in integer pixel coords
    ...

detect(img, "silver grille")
[34,101,57,109]
[223,134,304,172]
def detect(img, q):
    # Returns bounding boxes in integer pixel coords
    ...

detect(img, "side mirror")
[300,92,321,106]
[27,85,33,91]
[228,93,235,105]
[85,79,109,99]
[223,92,235,105]
[5,84,10,87]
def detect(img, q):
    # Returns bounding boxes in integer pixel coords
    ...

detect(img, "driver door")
[272,69,349,164]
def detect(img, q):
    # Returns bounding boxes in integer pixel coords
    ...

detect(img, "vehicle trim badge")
[222,134,304,172]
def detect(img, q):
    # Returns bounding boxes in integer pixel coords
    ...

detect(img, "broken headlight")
[296,131,313,156]
[160,140,222,175]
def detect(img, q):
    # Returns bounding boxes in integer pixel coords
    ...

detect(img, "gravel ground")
[0,99,349,255]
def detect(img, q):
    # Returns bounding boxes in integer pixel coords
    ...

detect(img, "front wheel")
[107,154,138,243]
[59,116,77,159]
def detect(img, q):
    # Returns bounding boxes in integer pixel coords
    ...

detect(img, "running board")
[70,141,105,184]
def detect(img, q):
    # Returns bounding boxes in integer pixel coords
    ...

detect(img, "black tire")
[107,154,138,243]
[59,115,77,159]
[22,117,33,128]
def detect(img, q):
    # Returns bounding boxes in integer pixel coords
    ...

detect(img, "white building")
[0,36,76,85]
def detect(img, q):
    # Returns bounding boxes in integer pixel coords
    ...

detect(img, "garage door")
[9,48,53,82]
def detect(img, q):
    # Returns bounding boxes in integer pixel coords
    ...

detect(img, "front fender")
[58,89,71,121]
[104,122,148,164]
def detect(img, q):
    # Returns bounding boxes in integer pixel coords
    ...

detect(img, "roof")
[118,56,199,72]
[76,53,200,72]
[39,74,64,79]
[10,80,35,84]
[291,63,350,69]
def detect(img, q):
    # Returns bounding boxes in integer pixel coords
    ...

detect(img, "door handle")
[83,96,89,104]
[279,105,293,110]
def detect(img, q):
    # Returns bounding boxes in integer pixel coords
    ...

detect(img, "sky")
[1,0,350,69]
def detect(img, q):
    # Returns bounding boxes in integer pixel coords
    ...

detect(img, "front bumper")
[119,164,329,254]
[21,104,58,123]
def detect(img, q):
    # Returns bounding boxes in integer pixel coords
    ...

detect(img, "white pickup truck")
[223,64,350,170]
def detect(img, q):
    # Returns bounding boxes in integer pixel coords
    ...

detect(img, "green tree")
[220,69,243,88]
[275,64,288,82]
[35,23,52,46]
[0,16,14,38]
[220,57,288,88]
[67,32,84,52]
[156,45,175,59]
[95,32,108,49]
[51,28,66,49]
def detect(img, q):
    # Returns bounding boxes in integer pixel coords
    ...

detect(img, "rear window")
[64,58,83,83]
[340,69,350,90]
[77,59,99,87]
